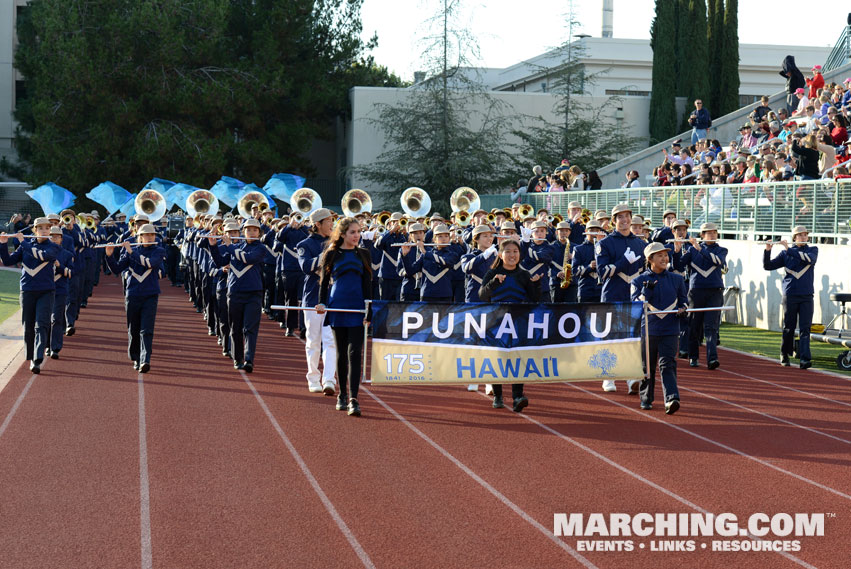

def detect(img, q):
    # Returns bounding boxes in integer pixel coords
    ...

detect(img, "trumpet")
[553,213,564,224]
[580,208,592,224]
[61,213,75,225]
[518,204,534,219]
[398,217,409,228]
[292,213,304,224]
[376,211,391,227]
[486,213,496,223]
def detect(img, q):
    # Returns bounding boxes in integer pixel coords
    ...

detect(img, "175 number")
[383,354,424,374]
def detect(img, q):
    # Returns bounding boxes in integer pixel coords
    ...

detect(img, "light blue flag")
[262,173,306,202]
[142,177,176,195]
[210,176,245,208]
[241,183,278,215]
[118,195,137,217]
[26,182,76,215]
[163,183,198,211]
[86,181,133,214]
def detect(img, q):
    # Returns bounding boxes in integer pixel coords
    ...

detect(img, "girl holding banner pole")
[317,217,372,417]
[478,238,542,412]
[632,242,687,415]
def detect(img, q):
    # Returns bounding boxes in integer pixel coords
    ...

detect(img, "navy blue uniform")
[572,240,602,303]
[1,238,61,363]
[633,269,688,406]
[595,231,646,302]
[374,230,406,300]
[678,242,727,364]
[401,245,459,301]
[50,247,74,354]
[763,244,818,363]
[461,247,497,302]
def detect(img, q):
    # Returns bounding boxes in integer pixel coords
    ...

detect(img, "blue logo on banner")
[588,349,618,377]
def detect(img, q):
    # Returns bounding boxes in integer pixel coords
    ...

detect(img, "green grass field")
[720,322,851,376]
[0,270,20,325]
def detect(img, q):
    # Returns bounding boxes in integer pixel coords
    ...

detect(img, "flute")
[92,242,147,248]
[391,242,445,247]
[665,238,706,243]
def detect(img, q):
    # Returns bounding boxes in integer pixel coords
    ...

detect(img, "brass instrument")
[400,187,431,217]
[135,189,167,222]
[553,213,564,224]
[518,204,534,219]
[560,240,572,289]
[502,207,513,217]
[398,217,409,228]
[240,190,274,218]
[456,210,471,227]
[376,211,391,227]
[486,213,496,223]
[258,202,269,212]
[61,213,75,225]
[83,217,96,230]
[129,218,138,230]
[449,187,480,213]
[293,213,304,224]
[341,189,373,217]
[580,208,592,224]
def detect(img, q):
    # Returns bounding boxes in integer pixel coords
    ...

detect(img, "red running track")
[0,277,848,569]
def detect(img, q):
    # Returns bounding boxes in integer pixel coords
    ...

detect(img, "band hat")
[46,213,60,221]
[499,221,516,231]
[700,222,719,233]
[210,217,223,225]
[408,222,427,232]
[473,209,487,216]
[611,203,632,217]
[309,208,332,224]
[390,212,403,221]
[223,221,240,232]
[90,210,100,218]
[432,224,450,235]
[472,224,493,237]
[662,209,676,217]
[430,214,445,222]
[532,220,548,229]
[791,225,808,236]
[556,221,571,230]
[60,208,75,217]
[644,242,668,259]
[594,209,610,220]
[568,201,582,209]
[33,217,51,228]
[672,219,689,229]
[135,214,150,222]
[49,226,63,235]
[585,220,602,230]
[630,215,645,225]
[243,218,262,229]
[137,223,157,235]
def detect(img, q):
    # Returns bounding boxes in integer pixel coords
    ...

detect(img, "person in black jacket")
[780,55,805,115]
[791,134,820,180]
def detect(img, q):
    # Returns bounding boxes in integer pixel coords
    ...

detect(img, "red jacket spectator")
[831,125,848,146]
[806,67,824,100]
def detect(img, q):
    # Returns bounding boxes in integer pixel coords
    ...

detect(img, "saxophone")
[560,240,572,289]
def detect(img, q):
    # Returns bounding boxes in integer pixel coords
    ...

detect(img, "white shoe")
[602,380,616,392]
[627,380,640,395]
[466,384,478,392]
[308,384,323,393]
[484,384,494,396]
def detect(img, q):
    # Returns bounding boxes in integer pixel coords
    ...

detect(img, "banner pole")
[643,301,651,380]
[361,300,372,387]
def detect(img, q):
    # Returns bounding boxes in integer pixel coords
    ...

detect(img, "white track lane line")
[365,387,598,569]
[240,370,376,569]
[469,391,818,569]
[714,367,851,409]
[719,345,851,382]
[138,373,153,569]
[0,373,37,441]
[567,383,851,502]
[678,385,851,445]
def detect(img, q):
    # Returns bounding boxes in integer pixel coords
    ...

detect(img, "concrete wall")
[721,240,849,332]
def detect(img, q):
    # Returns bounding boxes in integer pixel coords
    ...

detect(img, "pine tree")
[649,0,678,144]
[679,0,710,131]
[719,0,740,115]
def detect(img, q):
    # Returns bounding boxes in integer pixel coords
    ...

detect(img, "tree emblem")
[588,349,618,377]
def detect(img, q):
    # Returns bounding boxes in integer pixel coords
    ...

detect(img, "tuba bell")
[341,189,372,217]
[135,189,167,222]
[238,190,272,219]
[185,189,219,219]
[288,188,322,218]
[449,187,480,214]
[400,187,431,217]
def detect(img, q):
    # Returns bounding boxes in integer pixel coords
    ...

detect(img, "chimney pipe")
[602,0,613,38]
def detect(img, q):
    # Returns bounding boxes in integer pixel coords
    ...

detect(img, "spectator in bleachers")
[687,99,711,144]
[806,65,824,100]
[526,165,544,195]
[819,105,837,127]
[780,55,806,114]
[817,132,837,175]
[750,96,772,123]
[792,134,820,180]
[567,165,585,189]
[830,114,848,146]
[586,170,603,190]
[799,105,817,134]
[777,108,790,124]
[729,157,747,183]
[791,88,809,117]
[738,124,758,148]
[511,178,527,203]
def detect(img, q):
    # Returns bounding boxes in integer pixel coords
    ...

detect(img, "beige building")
[0,1,27,174]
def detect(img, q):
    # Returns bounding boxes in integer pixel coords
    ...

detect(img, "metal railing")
[518,180,851,238]
[824,24,851,72]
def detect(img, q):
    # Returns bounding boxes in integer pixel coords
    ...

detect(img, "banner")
[370,301,644,385]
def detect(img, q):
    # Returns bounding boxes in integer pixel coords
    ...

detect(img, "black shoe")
[780,354,791,367]
[29,361,40,374]
[665,399,681,415]
[242,361,253,373]
[80,303,87,308]
[336,395,347,411]
[222,349,231,358]
[216,337,222,345]
[640,401,653,410]
[323,385,335,396]
[65,326,75,337]
[234,361,243,370]
[195,307,202,313]
[50,351,59,360]
[347,398,361,417]
[512,396,529,413]
[689,359,699,368]
[492,395,504,409]
[279,322,286,329]
[207,329,215,336]
[678,351,689,359]
[139,362,150,373]
[133,361,139,370]
[285,329,294,337]
[707,360,720,370]
[800,360,812,370]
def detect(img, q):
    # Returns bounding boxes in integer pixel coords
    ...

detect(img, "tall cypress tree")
[675,0,691,96]
[719,0,740,115]
[707,0,724,117]
[649,0,678,144]
[680,0,710,131]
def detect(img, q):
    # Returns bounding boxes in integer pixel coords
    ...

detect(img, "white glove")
[361,230,375,240]
[520,227,532,242]
[624,248,639,264]
[482,244,497,259]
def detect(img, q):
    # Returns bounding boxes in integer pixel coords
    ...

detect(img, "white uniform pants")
[304,309,337,388]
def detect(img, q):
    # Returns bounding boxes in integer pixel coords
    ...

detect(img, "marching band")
[0,183,821,419]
